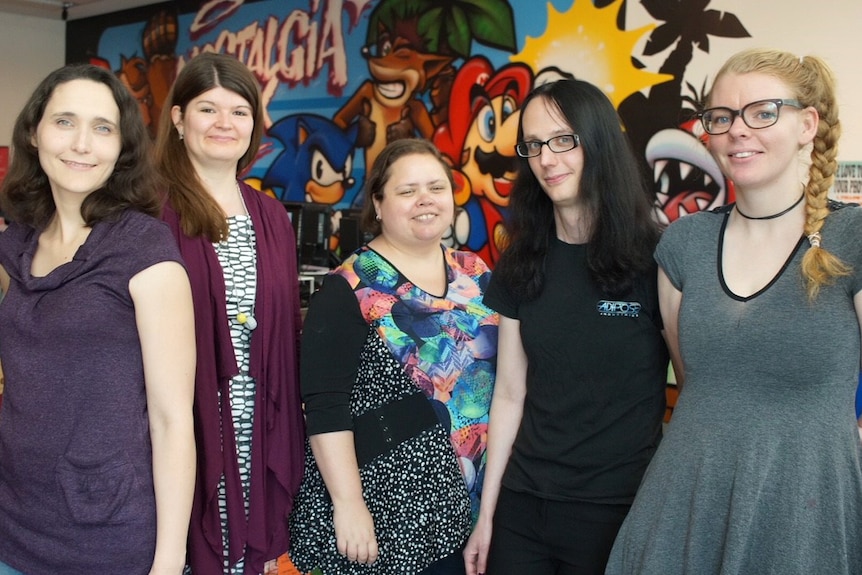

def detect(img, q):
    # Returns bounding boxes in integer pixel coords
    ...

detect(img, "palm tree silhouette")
[619,0,750,160]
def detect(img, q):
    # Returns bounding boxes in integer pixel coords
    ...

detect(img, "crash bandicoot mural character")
[334,0,518,174]
[333,18,451,173]
[116,8,179,137]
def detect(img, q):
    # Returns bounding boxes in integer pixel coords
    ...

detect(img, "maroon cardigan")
[162,182,305,574]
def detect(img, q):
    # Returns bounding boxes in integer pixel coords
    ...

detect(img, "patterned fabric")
[163,183,305,575]
[213,214,258,574]
[336,246,498,518]
[289,245,497,574]
[290,329,472,575]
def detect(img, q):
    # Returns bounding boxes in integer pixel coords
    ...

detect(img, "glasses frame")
[515,134,580,158]
[697,98,804,136]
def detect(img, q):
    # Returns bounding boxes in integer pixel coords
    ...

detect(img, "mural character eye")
[501,96,516,124]
[478,104,496,142]
[344,154,353,178]
[311,149,342,187]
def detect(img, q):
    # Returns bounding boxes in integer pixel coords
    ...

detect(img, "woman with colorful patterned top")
[289,138,499,575]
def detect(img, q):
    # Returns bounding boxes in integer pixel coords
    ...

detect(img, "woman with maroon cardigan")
[155,52,305,574]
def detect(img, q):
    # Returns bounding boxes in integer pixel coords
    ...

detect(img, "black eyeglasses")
[697,99,804,135]
[515,134,580,158]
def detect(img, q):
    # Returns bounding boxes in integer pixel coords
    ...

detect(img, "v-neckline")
[716,209,805,302]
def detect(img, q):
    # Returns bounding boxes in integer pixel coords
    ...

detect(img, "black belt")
[352,391,440,467]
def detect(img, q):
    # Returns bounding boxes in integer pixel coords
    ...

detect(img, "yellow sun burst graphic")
[511,0,672,108]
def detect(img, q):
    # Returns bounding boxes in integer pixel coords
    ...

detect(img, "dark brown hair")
[0,64,158,227]
[155,52,264,241]
[359,138,455,236]
[496,79,658,299]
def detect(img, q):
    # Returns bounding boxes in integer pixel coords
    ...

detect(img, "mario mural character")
[434,56,532,266]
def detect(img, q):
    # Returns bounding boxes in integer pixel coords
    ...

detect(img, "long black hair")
[495,79,659,300]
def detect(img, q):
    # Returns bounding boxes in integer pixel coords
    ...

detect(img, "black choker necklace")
[735,194,805,220]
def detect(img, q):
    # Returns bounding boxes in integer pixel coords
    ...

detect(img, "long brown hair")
[709,48,847,300]
[155,52,264,241]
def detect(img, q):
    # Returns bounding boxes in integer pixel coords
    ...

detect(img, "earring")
[178,131,184,140]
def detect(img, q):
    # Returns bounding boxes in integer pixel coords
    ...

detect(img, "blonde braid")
[799,55,850,300]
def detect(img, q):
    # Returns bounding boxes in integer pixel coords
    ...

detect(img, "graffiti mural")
[67,0,751,265]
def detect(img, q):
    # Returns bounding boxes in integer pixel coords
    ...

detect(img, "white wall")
[0,13,65,146]
[630,0,862,162]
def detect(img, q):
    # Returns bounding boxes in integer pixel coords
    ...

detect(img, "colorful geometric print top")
[334,245,499,519]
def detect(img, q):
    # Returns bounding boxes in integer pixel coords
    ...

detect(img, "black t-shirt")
[484,238,668,504]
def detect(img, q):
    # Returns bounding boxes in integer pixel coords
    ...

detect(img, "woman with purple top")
[0,64,196,574]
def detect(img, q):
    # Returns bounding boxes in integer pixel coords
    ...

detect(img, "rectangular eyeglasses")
[515,134,580,158]
[698,98,804,135]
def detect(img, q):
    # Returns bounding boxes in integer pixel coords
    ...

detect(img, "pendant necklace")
[232,182,257,330]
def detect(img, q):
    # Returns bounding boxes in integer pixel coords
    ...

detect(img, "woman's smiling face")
[521,95,585,208]
[33,79,122,199]
[705,72,817,192]
[373,152,455,249]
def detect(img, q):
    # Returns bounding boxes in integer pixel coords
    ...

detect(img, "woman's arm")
[302,274,378,564]
[854,290,862,438]
[309,431,378,564]
[0,264,9,299]
[130,261,196,574]
[658,266,685,390]
[464,315,527,575]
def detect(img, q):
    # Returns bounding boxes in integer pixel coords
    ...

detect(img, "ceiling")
[0,0,162,20]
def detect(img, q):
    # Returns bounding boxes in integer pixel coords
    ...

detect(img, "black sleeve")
[483,270,519,320]
[300,273,369,435]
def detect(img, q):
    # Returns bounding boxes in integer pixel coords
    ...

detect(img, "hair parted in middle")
[1,63,158,228]
[359,138,456,236]
[495,78,659,300]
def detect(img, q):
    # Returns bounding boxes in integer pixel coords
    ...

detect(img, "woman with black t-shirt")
[463,79,670,575]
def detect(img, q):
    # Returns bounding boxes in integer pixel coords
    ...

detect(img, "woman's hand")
[463,517,492,575]
[308,430,379,565]
[333,497,379,564]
